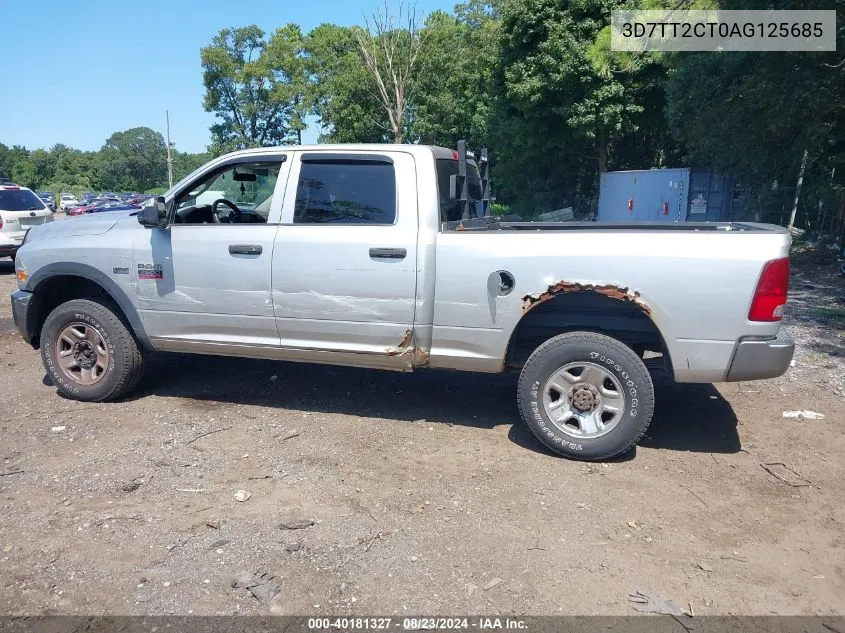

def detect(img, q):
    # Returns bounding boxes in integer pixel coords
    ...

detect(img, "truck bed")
[432,218,791,382]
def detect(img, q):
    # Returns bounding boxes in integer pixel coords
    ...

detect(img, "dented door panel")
[133,153,291,349]
[271,150,418,368]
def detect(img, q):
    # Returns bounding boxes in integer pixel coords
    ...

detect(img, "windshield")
[436,158,483,222]
[0,189,47,211]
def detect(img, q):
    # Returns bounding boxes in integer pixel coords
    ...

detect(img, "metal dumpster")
[597,168,735,222]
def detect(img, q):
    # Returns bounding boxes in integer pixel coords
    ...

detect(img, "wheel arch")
[23,263,152,351]
[505,288,674,375]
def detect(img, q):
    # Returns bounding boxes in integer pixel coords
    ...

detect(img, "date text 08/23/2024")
[307,617,528,630]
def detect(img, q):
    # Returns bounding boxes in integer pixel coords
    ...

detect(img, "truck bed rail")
[441,218,787,233]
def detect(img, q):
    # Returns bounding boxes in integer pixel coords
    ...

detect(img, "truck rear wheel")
[40,299,145,402]
[517,331,654,461]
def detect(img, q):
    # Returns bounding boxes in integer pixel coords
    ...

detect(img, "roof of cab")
[214,144,457,161]
[165,144,477,197]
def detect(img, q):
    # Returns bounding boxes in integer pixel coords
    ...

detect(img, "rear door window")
[293,160,396,224]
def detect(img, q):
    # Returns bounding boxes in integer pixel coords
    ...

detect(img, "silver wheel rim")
[542,361,625,439]
[55,322,109,386]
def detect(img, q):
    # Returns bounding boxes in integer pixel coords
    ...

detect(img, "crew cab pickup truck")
[10,144,795,460]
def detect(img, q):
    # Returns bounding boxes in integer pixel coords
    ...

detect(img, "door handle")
[369,247,406,260]
[229,244,263,255]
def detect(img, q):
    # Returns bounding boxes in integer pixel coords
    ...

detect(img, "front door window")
[174,162,281,225]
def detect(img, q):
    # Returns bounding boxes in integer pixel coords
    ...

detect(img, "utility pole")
[165,110,174,188]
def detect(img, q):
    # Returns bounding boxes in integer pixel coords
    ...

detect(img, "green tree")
[51,145,98,191]
[172,150,212,182]
[265,24,311,145]
[11,157,37,189]
[304,24,388,142]
[412,1,499,149]
[491,0,672,215]
[0,144,29,181]
[666,0,845,222]
[202,26,304,152]
[0,136,208,196]
[98,127,168,192]
[0,143,12,179]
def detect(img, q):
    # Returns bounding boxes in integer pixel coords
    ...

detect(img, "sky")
[0,0,456,154]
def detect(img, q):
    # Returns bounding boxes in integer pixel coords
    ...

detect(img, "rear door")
[271,149,418,368]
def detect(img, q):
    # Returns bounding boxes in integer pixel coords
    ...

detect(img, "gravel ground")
[0,246,843,617]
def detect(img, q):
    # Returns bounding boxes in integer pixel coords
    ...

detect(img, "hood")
[24,210,136,243]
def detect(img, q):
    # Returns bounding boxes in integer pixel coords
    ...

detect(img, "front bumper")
[11,289,33,344]
[725,329,795,382]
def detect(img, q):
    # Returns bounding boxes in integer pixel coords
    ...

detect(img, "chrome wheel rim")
[542,361,625,439]
[55,322,109,385]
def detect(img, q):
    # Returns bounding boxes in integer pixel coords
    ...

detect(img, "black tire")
[40,298,145,402]
[517,331,654,461]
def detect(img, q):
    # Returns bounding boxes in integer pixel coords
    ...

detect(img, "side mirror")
[138,196,168,228]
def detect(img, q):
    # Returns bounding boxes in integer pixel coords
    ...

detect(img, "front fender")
[24,262,153,351]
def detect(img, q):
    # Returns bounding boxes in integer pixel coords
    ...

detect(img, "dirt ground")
[0,244,843,617]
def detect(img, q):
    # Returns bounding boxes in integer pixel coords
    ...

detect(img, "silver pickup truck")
[10,144,794,460]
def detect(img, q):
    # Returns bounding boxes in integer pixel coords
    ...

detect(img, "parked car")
[71,193,98,211]
[89,201,142,213]
[0,185,53,258]
[10,143,795,461]
[59,193,78,211]
[66,197,120,217]
[37,192,56,212]
[99,191,119,199]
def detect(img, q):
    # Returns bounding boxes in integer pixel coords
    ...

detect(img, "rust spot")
[521,281,652,316]
[412,348,430,366]
[386,328,414,356]
[385,328,430,366]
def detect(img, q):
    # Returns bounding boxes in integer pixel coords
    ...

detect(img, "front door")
[271,150,418,368]
[133,154,291,353]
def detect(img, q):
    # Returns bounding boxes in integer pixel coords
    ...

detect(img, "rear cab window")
[435,158,483,222]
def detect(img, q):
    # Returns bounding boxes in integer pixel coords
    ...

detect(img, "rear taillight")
[749,257,789,321]
[0,215,3,229]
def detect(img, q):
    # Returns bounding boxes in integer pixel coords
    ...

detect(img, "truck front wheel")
[40,298,145,402]
[517,332,655,461]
